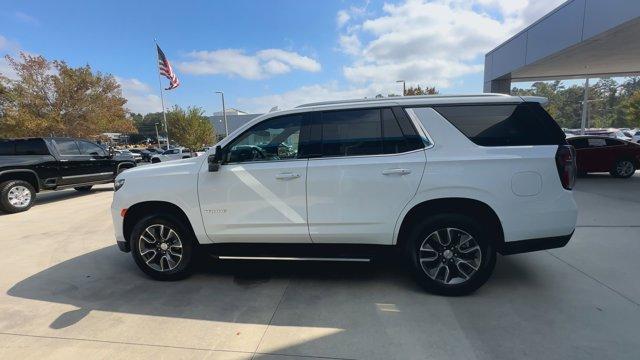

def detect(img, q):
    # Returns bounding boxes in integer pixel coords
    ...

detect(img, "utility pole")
[580,78,590,135]
[215,91,229,137]
[154,123,161,148]
[396,80,406,96]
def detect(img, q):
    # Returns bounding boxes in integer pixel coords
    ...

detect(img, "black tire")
[130,214,194,281]
[0,180,36,213]
[74,185,93,192]
[610,159,636,178]
[405,213,496,296]
[151,158,161,164]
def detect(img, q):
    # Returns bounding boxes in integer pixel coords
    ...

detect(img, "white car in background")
[632,130,640,143]
[150,148,192,163]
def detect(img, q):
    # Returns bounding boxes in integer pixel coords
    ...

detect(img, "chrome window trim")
[404,108,435,150]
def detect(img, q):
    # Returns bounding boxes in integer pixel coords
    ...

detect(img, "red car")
[567,136,640,178]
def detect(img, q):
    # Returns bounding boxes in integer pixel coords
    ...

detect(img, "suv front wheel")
[130,215,194,280]
[406,214,496,296]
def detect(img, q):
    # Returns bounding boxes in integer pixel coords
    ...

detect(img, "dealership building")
[484,0,640,129]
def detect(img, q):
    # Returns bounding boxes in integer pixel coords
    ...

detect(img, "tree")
[166,106,215,150]
[405,85,438,96]
[0,52,135,138]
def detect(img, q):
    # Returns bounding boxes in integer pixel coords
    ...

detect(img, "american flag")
[157,45,180,90]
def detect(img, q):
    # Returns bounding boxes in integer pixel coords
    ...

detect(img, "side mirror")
[208,145,223,172]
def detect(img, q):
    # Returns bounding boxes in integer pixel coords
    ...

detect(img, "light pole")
[215,91,229,137]
[154,123,161,148]
[396,80,406,96]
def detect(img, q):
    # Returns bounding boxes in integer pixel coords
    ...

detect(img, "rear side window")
[14,139,49,155]
[311,108,423,158]
[433,103,565,147]
[0,140,15,155]
[320,109,382,157]
[55,139,81,155]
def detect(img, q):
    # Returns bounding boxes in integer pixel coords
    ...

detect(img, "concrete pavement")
[0,174,639,359]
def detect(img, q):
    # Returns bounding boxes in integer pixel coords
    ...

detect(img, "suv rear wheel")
[406,213,496,296]
[130,215,194,280]
[74,185,93,192]
[0,180,36,213]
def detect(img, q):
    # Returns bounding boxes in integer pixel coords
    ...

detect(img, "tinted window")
[55,139,80,155]
[319,109,382,157]
[567,138,588,149]
[14,139,49,155]
[0,140,15,155]
[434,103,565,147]
[78,141,106,156]
[606,139,624,146]
[587,138,607,148]
[226,114,302,163]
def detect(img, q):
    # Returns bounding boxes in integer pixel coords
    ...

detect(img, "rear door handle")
[275,172,301,180]
[382,168,411,176]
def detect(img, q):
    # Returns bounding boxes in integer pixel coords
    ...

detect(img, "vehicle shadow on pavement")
[7,244,535,331]
[34,187,113,206]
[0,188,114,217]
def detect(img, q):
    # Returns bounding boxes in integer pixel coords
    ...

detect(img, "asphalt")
[0,173,639,359]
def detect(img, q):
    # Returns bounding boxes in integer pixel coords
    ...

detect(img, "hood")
[116,156,203,180]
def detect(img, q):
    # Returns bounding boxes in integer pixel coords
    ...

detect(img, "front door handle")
[382,168,412,176]
[275,172,301,180]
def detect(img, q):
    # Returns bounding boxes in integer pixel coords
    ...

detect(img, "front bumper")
[499,231,574,255]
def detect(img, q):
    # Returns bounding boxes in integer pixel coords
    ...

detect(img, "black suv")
[0,137,136,213]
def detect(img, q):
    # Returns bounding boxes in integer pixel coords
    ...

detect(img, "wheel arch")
[123,201,197,244]
[0,170,41,192]
[395,197,504,251]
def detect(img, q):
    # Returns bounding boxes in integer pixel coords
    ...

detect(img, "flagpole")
[154,39,170,149]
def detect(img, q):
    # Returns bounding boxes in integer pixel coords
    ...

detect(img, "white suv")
[150,147,192,163]
[111,94,578,295]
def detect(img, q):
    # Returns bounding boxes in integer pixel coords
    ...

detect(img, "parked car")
[128,149,150,162]
[0,137,136,213]
[632,130,640,144]
[150,148,192,163]
[567,136,640,178]
[111,94,578,296]
[116,149,142,163]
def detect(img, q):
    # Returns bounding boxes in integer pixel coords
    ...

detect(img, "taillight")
[556,145,576,190]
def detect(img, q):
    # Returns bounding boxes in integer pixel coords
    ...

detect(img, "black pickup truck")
[0,137,136,213]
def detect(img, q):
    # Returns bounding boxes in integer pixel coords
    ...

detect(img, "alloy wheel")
[617,160,635,177]
[7,185,32,208]
[138,224,184,272]
[418,228,482,285]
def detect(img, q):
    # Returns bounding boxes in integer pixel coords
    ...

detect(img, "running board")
[218,256,371,262]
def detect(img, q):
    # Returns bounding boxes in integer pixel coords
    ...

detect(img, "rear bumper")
[499,231,573,255]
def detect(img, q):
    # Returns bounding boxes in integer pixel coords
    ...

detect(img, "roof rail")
[295,93,511,108]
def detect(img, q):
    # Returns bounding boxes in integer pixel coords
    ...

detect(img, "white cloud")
[237,82,399,113]
[337,0,564,89]
[0,57,17,80]
[178,48,320,80]
[338,34,362,56]
[14,11,39,25]
[239,0,565,113]
[115,77,163,114]
[337,10,351,28]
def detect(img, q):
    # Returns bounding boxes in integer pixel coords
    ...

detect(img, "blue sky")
[0,0,565,115]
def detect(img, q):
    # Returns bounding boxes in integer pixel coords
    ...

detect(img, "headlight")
[114,178,125,192]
